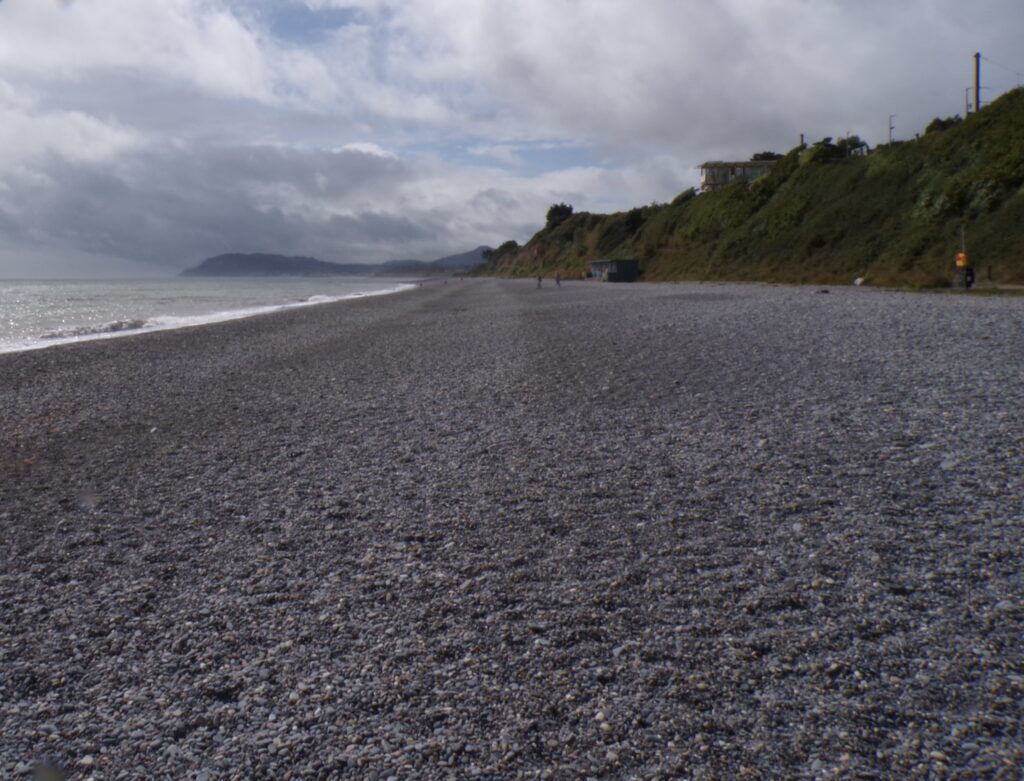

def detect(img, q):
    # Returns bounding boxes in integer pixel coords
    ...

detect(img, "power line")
[980,54,1023,86]
[981,54,1022,73]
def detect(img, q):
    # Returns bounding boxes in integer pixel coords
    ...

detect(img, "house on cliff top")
[699,160,777,192]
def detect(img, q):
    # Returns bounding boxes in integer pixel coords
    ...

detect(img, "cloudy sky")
[1,0,1022,276]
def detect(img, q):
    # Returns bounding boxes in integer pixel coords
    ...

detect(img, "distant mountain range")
[180,246,491,277]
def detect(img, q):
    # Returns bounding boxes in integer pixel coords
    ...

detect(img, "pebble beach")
[1,278,1022,780]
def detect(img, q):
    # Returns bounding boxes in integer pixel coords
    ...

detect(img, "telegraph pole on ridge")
[975,52,982,113]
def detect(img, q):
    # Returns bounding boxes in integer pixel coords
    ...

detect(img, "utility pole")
[975,52,982,113]
[888,114,896,143]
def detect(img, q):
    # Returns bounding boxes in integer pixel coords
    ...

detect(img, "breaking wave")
[42,319,148,339]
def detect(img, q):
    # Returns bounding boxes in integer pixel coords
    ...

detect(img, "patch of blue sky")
[256,2,363,44]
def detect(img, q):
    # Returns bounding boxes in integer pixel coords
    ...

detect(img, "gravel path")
[2,279,1022,780]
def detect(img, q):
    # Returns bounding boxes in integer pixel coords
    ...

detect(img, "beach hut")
[589,259,640,282]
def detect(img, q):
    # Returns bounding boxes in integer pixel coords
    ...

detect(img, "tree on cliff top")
[546,203,574,229]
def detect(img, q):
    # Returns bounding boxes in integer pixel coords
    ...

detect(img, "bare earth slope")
[2,279,1022,779]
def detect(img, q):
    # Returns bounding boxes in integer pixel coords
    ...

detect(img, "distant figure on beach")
[537,274,542,288]
[555,271,561,287]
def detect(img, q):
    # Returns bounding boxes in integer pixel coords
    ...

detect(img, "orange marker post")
[955,251,974,289]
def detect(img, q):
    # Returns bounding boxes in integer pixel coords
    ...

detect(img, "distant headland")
[180,247,491,277]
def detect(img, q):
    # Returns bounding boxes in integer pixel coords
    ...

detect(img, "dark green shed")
[589,259,640,282]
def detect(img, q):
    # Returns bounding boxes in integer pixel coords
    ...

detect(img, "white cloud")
[338,142,395,157]
[341,0,1024,153]
[0,80,143,167]
[0,0,275,101]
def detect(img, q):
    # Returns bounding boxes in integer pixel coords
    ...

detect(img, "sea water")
[0,277,416,354]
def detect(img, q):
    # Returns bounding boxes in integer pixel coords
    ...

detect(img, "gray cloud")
[1,142,486,268]
[398,0,1024,156]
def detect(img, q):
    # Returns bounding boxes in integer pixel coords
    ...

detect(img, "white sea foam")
[0,278,416,354]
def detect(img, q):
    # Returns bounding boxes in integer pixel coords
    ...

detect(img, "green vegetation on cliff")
[482,88,1024,286]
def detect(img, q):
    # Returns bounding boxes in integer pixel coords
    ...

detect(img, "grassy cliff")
[482,88,1024,287]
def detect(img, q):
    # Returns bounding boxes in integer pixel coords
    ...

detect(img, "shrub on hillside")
[925,115,963,134]
[624,207,646,233]
[801,136,867,164]
[481,240,520,265]
[545,203,574,229]
[671,187,697,206]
